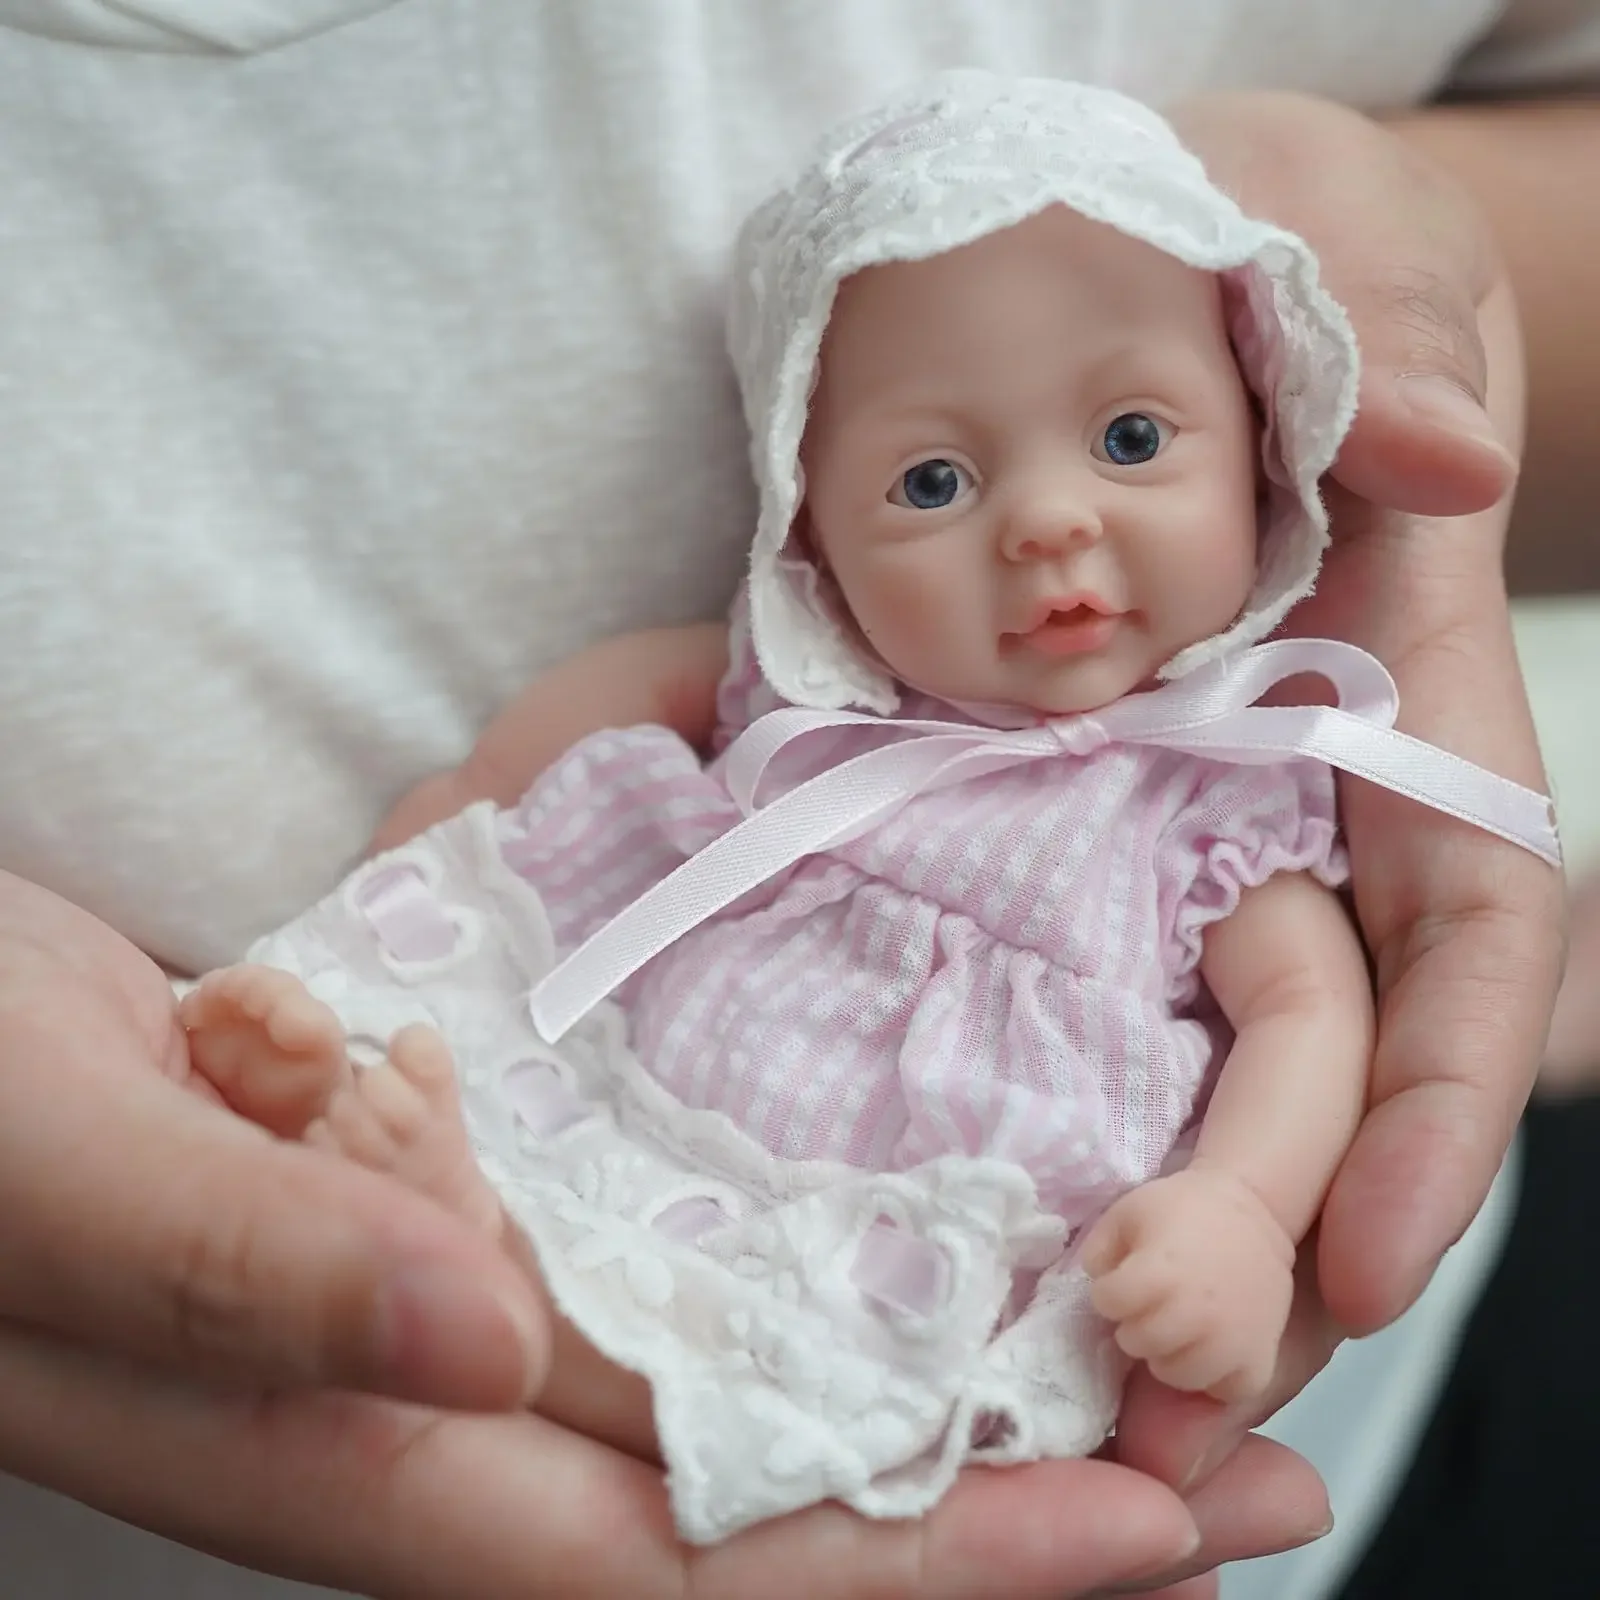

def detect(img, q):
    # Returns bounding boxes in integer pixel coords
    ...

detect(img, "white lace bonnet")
[726,71,1361,715]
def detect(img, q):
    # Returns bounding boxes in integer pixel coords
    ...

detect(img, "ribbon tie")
[530,638,1560,1043]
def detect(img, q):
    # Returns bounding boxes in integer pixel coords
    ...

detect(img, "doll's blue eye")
[893,458,970,510]
[1099,413,1166,466]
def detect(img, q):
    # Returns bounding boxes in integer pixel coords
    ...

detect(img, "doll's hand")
[1101,92,1566,1593]
[1083,1169,1295,1406]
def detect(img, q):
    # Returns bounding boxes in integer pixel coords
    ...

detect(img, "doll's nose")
[997,491,1104,562]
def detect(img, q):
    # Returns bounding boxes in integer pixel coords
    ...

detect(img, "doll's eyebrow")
[1072,341,1176,395]
[855,398,977,440]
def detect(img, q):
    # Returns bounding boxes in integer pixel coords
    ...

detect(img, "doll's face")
[800,206,1262,715]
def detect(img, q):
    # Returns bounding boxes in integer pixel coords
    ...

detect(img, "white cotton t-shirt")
[0,3,1591,1597]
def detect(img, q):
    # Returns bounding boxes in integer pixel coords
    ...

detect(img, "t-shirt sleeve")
[1449,0,1600,93]
[1157,757,1348,1000]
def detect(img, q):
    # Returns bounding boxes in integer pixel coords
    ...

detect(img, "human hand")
[1096,92,1566,1595]
[1083,1170,1295,1405]
[0,870,1331,1596]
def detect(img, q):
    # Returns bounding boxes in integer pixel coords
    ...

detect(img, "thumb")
[1329,267,1518,517]
[0,990,549,1408]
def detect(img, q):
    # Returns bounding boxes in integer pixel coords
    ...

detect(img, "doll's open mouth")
[1006,602,1123,658]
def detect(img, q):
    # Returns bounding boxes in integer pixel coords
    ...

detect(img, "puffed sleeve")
[1157,756,1348,1003]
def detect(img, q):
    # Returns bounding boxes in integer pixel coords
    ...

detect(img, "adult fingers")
[1320,814,1562,1330]
[1087,1433,1333,1597]
[1172,91,1513,514]
[691,1458,1199,1600]
[1289,275,1562,1328]
[1310,520,1560,1328]
[1323,207,1514,517]
[1113,1581,1217,1600]
[1283,112,1515,513]
[0,1319,1204,1600]
[0,952,548,1407]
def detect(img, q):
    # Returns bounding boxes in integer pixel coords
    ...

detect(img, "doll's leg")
[306,1024,504,1239]
[321,1030,662,1456]
[181,964,352,1139]
[298,1027,669,1453]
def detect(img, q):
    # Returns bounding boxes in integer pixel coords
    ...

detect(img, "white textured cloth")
[0,2,1594,1596]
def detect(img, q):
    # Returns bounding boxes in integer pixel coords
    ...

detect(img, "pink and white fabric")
[242,74,1561,1544]
[247,612,1339,1541]
[537,614,1346,1214]
[244,608,1554,1542]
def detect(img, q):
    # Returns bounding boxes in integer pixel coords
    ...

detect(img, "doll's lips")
[1007,597,1125,658]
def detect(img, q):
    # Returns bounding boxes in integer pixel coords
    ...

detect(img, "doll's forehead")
[829,208,1223,325]
[817,211,1231,389]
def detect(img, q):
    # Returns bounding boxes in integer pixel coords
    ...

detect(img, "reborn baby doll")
[179,73,1560,1543]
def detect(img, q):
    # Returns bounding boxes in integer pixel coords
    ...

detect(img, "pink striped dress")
[499,617,1346,1233]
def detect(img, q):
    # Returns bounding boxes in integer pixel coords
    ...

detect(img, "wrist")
[1181,1160,1300,1266]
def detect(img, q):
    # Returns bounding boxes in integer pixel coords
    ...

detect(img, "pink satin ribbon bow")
[530,638,1561,1044]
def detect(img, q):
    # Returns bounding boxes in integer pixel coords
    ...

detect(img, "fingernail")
[1396,373,1511,457]
[375,1265,539,1404]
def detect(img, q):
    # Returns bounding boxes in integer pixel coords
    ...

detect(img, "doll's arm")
[1187,870,1374,1244]
[1083,871,1373,1402]
[371,622,728,852]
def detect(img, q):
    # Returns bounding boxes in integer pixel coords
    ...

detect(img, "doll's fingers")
[1143,1344,1233,1398]
[1089,1256,1174,1323]
[1110,1248,1342,1494]
[1079,1208,1141,1277]
[1200,1350,1277,1409]
[1122,1319,1214,1374]
[1113,1294,1217,1365]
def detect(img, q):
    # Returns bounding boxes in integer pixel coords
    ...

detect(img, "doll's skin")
[183,206,1373,1453]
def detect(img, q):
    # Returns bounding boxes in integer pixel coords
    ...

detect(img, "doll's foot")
[181,964,352,1139]
[307,1024,503,1239]
[1082,1168,1295,1405]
